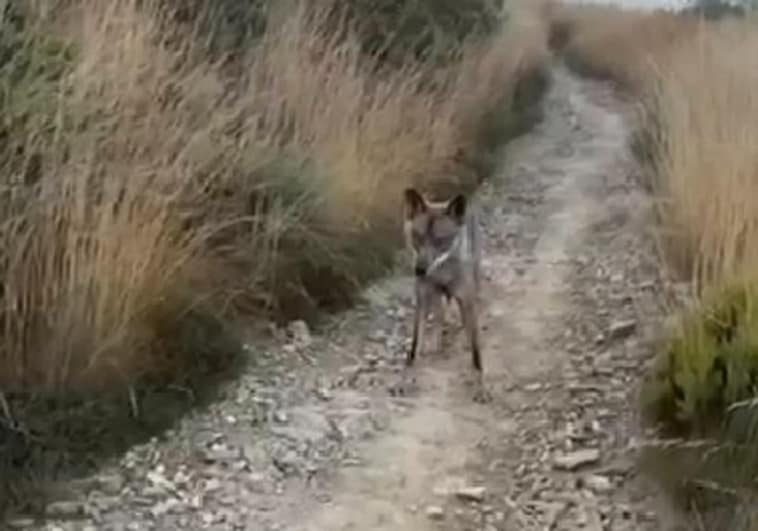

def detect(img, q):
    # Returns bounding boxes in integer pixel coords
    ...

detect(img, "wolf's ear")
[446,194,467,221]
[404,188,426,219]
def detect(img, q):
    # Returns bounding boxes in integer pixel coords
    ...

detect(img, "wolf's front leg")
[393,282,431,398]
[456,294,491,403]
[406,282,428,367]
[427,289,447,355]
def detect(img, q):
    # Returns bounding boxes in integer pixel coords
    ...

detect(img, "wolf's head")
[403,188,467,278]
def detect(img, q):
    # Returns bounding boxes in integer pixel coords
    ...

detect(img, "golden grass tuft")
[647,22,758,288]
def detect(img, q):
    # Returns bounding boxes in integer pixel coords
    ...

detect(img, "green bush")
[0,3,75,186]
[643,282,758,434]
[164,0,270,57]
[683,1,747,20]
[344,0,504,65]
[166,0,505,65]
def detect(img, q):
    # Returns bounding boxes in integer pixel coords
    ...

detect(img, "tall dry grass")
[550,5,696,92]
[0,0,551,514]
[0,0,549,395]
[648,22,758,288]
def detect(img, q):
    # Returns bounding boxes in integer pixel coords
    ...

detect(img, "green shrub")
[643,282,758,434]
[683,1,747,21]
[162,0,504,66]
[344,0,504,66]
[640,282,758,528]
[0,3,75,186]
[164,0,270,57]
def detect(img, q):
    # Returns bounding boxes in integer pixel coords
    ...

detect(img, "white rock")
[287,319,312,346]
[455,486,487,502]
[425,506,445,520]
[584,474,613,493]
[608,319,636,340]
[553,449,601,471]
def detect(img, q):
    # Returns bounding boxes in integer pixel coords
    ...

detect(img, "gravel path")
[15,63,689,531]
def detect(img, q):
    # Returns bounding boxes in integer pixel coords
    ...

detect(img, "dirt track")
[21,64,688,531]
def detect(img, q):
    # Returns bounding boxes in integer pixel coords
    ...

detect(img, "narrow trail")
[273,64,684,531]
[284,64,623,531]
[23,64,686,531]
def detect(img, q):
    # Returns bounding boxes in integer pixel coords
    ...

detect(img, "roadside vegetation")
[0,0,551,516]
[550,2,758,528]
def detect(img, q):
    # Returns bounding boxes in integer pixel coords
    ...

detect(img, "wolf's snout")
[414,265,427,277]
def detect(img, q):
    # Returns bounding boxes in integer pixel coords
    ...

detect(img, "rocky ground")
[8,64,691,531]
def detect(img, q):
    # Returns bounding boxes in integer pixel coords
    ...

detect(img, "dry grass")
[0,0,551,514]
[647,22,758,288]
[548,5,758,285]
[550,4,696,92]
[0,0,549,401]
[549,6,758,287]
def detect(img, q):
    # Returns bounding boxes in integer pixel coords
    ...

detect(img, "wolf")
[402,187,487,399]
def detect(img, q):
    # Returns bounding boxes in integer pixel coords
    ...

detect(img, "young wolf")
[403,188,486,397]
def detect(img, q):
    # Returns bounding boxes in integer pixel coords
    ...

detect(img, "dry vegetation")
[0,0,550,514]
[551,3,758,528]
[549,4,696,92]
[0,0,549,395]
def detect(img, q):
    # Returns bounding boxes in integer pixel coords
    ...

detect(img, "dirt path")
[282,64,632,531]
[271,63,682,531]
[22,64,686,531]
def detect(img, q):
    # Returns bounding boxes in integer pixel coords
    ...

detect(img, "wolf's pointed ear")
[446,194,466,222]
[404,188,426,219]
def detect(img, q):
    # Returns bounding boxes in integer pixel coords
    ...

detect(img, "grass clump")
[644,283,758,433]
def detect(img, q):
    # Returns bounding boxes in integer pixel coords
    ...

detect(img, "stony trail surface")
[19,64,688,531]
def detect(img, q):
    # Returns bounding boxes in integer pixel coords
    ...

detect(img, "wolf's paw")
[471,379,492,403]
[388,374,418,397]
[472,386,492,404]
